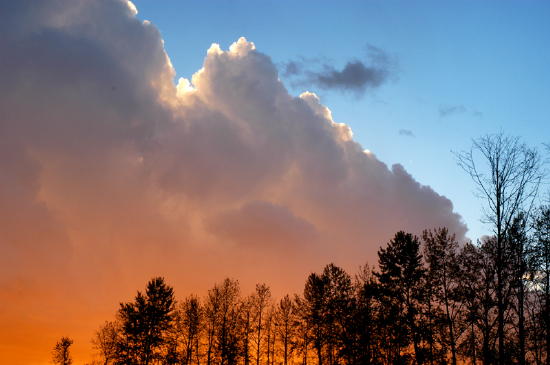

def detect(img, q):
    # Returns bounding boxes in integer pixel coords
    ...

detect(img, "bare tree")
[275,295,296,365]
[353,265,379,365]
[175,296,202,365]
[209,278,241,365]
[457,238,498,365]
[204,285,221,365]
[92,321,119,365]
[457,133,543,365]
[293,294,311,365]
[252,283,271,365]
[52,337,73,365]
[240,295,255,365]
[264,305,276,365]
[422,228,464,365]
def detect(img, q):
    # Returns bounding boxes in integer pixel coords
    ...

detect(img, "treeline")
[50,135,549,365]
[56,213,549,365]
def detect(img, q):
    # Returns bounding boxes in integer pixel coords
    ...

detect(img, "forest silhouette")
[52,135,550,365]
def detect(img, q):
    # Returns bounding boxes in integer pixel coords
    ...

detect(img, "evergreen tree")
[116,277,175,365]
[375,231,426,364]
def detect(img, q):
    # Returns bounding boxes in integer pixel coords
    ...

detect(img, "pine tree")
[116,277,175,365]
[375,231,426,364]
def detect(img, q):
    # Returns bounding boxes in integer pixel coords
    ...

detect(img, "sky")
[132,0,550,241]
[1,1,549,364]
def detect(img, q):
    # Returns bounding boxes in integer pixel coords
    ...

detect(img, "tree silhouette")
[376,231,426,364]
[206,278,241,365]
[422,227,462,365]
[533,206,550,365]
[117,277,175,365]
[303,271,328,365]
[457,133,543,365]
[275,295,297,365]
[172,295,202,365]
[508,213,530,365]
[52,337,73,365]
[351,265,379,364]
[292,294,311,365]
[239,295,254,365]
[322,264,354,365]
[301,263,355,365]
[81,215,550,364]
[252,283,271,365]
[93,321,119,365]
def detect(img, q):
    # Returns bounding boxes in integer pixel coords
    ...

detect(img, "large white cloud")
[0,1,466,363]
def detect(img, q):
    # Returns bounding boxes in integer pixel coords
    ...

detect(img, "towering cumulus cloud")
[0,1,466,363]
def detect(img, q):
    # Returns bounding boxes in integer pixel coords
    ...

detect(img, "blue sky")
[132,0,550,240]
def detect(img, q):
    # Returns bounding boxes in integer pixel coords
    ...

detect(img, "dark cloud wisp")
[311,61,388,93]
[398,129,415,137]
[439,105,467,117]
[439,104,483,118]
[282,45,394,95]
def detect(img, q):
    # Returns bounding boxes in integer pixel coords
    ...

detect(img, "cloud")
[439,104,483,118]
[312,61,387,92]
[0,1,466,363]
[282,60,302,77]
[472,110,484,118]
[207,201,317,249]
[439,104,467,117]
[398,129,415,137]
[282,45,394,95]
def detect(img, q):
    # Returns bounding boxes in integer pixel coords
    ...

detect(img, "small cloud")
[281,44,395,96]
[439,104,484,119]
[439,104,467,118]
[365,44,391,66]
[398,129,415,137]
[282,61,302,77]
[472,110,483,118]
[310,61,388,94]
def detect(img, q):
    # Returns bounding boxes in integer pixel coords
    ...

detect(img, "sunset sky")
[1,1,549,364]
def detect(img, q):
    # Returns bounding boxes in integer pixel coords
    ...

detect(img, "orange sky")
[0,1,467,363]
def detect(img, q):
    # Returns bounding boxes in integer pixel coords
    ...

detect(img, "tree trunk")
[257,310,262,365]
[471,322,477,365]
[518,271,526,365]
[444,286,457,365]
[546,275,550,365]
[316,341,322,365]
[283,322,288,365]
[497,198,505,365]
